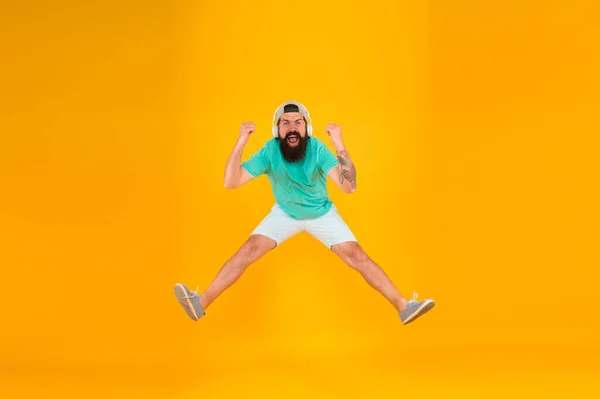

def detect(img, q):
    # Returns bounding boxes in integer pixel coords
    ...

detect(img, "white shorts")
[252,203,357,249]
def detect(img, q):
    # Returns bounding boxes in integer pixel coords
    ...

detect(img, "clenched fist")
[238,122,256,145]
[326,123,344,150]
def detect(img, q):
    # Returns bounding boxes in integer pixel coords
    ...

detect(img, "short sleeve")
[318,143,339,175]
[241,146,269,177]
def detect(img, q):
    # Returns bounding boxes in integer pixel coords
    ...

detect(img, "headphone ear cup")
[272,125,278,137]
[307,123,312,136]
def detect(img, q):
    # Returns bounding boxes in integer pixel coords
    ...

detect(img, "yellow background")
[1,0,599,397]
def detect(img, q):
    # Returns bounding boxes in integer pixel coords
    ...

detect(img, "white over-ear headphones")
[272,100,313,138]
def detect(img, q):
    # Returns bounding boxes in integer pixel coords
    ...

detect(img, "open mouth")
[287,134,299,144]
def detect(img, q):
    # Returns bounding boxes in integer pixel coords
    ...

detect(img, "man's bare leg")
[331,241,408,312]
[199,234,276,310]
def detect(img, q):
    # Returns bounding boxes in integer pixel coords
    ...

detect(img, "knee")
[239,235,275,259]
[350,248,369,266]
[333,242,369,267]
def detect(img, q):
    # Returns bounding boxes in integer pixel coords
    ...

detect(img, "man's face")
[278,112,309,162]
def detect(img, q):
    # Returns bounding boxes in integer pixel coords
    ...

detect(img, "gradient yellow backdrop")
[1,0,599,397]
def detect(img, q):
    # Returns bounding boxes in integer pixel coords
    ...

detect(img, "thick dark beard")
[278,132,309,163]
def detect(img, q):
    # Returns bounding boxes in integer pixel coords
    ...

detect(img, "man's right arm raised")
[223,122,258,189]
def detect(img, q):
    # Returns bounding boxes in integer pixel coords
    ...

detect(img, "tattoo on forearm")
[336,150,356,189]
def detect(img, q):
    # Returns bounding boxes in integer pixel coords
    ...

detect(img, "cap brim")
[274,101,309,121]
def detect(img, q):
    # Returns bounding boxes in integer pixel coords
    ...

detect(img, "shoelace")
[409,291,419,303]
[182,286,200,299]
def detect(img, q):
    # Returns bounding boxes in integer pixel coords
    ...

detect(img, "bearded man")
[174,101,435,325]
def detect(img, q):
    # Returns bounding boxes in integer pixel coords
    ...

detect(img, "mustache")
[285,131,300,138]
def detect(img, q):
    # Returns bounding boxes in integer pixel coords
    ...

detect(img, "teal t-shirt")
[241,137,339,220]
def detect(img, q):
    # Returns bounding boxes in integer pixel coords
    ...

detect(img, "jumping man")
[174,101,435,325]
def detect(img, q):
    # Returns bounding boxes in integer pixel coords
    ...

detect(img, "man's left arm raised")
[325,124,356,194]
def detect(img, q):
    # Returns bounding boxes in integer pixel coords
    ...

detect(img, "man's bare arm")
[223,122,256,189]
[336,148,357,192]
[325,123,356,194]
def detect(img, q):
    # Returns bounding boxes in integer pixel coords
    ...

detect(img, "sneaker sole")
[403,299,435,325]
[174,283,200,321]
